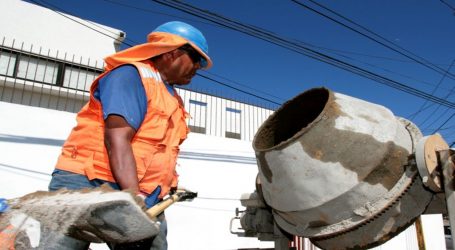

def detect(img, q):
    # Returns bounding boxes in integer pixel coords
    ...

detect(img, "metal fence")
[176,88,274,141]
[0,38,101,113]
[0,39,275,141]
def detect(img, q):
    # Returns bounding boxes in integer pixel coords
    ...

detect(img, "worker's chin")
[174,78,191,85]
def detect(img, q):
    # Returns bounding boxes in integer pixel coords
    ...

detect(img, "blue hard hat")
[154,21,211,68]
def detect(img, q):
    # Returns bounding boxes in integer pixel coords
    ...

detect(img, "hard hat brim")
[188,42,212,69]
[147,31,212,69]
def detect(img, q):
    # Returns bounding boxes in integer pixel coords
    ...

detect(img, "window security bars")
[0,40,102,113]
[0,40,274,141]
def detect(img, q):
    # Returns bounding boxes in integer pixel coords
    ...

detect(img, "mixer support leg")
[274,222,291,250]
[441,149,455,250]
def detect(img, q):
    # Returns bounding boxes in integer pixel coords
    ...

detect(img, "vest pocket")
[136,144,162,182]
[142,110,171,141]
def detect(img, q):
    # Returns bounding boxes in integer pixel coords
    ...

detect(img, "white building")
[0,0,273,142]
[0,1,447,250]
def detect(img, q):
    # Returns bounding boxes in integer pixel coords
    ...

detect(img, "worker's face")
[165,46,202,85]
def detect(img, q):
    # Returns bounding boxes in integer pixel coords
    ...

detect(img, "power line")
[323,46,453,91]
[45,0,452,104]
[27,0,283,106]
[419,66,455,132]
[196,73,282,106]
[422,107,453,131]
[290,36,455,93]
[432,112,455,134]
[99,0,222,29]
[440,0,455,13]
[293,0,455,138]
[104,0,455,70]
[305,44,454,67]
[429,124,455,132]
[151,0,455,109]
[291,0,455,81]
[203,71,285,103]
[408,59,455,121]
[29,0,137,47]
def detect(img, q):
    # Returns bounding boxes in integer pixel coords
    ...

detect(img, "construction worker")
[43,21,212,250]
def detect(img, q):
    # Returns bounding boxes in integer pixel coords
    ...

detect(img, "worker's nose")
[194,61,202,70]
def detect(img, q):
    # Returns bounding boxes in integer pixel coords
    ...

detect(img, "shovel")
[0,187,196,248]
[146,190,197,218]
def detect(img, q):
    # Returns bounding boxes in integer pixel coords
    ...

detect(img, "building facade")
[0,0,273,142]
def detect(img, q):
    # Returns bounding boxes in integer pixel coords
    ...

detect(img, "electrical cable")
[432,112,455,134]
[29,0,455,117]
[292,0,455,81]
[105,0,455,70]
[321,45,451,91]
[304,43,454,66]
[408,59,455,121]
[431,124,455,131]
[99,0,222,29]
[151,0,455,109]
[196,73,282,106]
[420,76,455,132]
[202,71,285,103]
[29,0,137,47]
[27,0,284,106]
[46,0,452,111]
[440,0,455,12]
[424,111,455,134]
[293,0,455,138]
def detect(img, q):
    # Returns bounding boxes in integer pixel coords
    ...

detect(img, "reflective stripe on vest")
[55,61,189,198]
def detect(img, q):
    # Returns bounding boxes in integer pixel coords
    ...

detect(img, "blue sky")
[28,0,455,145]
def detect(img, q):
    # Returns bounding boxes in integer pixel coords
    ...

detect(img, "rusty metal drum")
[253,88,434,249]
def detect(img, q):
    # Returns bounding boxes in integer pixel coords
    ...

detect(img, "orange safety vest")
[0,224,16,250]
[55,61,189,198]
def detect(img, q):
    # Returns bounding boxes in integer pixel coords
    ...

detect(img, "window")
[188,99,207,134]
[63,66,98,91]
[225,107,241,139]
[0,51,16,77]
[16,55,58,84]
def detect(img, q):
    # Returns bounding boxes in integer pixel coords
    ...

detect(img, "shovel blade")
[0,187,159,247]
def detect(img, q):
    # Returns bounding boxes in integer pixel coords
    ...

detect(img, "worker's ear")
[162,49,181,62]
[160,51,172,62]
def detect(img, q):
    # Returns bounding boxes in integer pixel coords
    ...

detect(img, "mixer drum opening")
[254,88,329,151]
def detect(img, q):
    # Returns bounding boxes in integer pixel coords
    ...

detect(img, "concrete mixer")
[231,87,455,249]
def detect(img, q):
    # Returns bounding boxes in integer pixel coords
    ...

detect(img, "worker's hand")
[137,191,161,209]
[136,192,147,200]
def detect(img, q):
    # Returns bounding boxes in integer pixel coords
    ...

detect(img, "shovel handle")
[146,193,181,218]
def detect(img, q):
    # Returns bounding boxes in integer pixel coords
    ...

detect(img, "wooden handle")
[146,193,180,218]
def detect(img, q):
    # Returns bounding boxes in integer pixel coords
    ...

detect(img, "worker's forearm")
[106,135,139,192]
[104,114,139,193]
